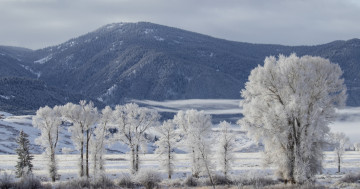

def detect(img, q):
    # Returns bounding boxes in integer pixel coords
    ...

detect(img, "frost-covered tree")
[112,103,160,174]
[239,54,347,184]
[354,142,360,151]
[216,121,235,180]
[330,132,349,173]
[90,106,112,178]
[173,110,214,187]
[154,120,178,179]
[15,130,34,178]
[62,101,99,177]
[33,105,62,182]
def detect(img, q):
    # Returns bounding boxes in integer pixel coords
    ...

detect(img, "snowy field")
[1,152,360,186]
[1,99,360,187]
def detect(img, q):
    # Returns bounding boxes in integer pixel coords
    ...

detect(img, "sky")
[1,0,360,50]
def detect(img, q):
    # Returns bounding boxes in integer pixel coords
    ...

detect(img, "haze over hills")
[0,22,359,114]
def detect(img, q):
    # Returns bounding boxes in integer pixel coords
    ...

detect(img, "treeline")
[31,100,236,187]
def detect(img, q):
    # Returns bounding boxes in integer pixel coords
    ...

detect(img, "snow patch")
[132,99,242,115]
[154,36,165,41]
[20,64,41,78]
[64,54,74,63]
[144,29,154,34]
[0,95,13,100]
[97,84,118,102]
[34,54,52,64]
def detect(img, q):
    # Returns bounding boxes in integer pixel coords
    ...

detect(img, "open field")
[1,151,360,187]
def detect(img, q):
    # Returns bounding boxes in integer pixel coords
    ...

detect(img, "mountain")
[0,77,103,115]
[0,22,359,114]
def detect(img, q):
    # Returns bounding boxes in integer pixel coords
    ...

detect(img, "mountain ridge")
[0,22,359,114]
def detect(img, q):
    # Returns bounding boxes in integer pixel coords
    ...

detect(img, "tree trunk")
[135,145,139,172]
[168,143,171,179]
[338,155,341,173]
[191,148,199,178]
[131,147,136,174]
[80,140,84,177]
[200,150,215,189]
[224,147,227,180]
[86,130,90,178]
[50,152,56,182]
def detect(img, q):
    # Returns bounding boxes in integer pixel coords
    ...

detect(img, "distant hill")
[0,22,359,114]
[0,77,103,115]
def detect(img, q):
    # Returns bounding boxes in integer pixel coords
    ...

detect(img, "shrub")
[16,174,44,189]
[92,175,115,188]
[134,169,162,189]
[183,175,198,187]
[161,178,182,187]
[212,174,233,185]
[56,177,91,189]
[235,176,278,188]
[117,173,135,188]
[0,171,14,189]
[340,173,360,183]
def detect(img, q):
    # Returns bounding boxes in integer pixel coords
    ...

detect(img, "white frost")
[154,36,165,41]
[34,54,52,64]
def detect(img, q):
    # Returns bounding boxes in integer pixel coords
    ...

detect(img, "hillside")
[0,22,359,113]
[0,77,103,115]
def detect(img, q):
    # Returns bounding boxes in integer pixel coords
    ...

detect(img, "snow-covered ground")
[0,152,359,187]
[1,100,360,187]
[1,99,360,154]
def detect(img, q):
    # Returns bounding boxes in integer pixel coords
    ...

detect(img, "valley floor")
[1,151,360,188]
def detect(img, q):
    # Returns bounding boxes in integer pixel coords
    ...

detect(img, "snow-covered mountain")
[0,22,360,115]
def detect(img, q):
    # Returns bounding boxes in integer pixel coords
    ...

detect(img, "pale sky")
[1,0,360,50]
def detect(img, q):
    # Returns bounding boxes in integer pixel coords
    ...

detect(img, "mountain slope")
[1,22,359,109]
[0,77,104,115]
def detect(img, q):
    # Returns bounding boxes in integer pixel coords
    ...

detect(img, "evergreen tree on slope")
[15,130,34,178]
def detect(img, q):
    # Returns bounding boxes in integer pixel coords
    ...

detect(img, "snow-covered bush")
[234,176,278,188]
[340,173,360,183]
[91,175,115,189]
[354,143,360,151]
[161,178,183,187]
[239,54,347,184]
[0,171,14,189]
[16,174,46,189]
[134,169,162,189]
[212,173,233,185]
[182,175,198,187]
[56,177,91,189]
[116,173,135,188]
